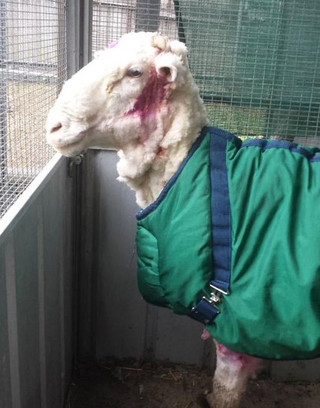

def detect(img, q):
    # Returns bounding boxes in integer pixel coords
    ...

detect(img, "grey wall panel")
[154,311,205,364]
[13,206,42,408]
[0,156,74,408]
[80,150,147,361]
[0,247,12,408]
[80,150,213,365]
[59,174,74,400]
[41,165,73,408]
[4,237,22,408]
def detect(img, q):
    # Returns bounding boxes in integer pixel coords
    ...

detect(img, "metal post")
[136,0,161,32]
[0,0,7,183]
[57,0,66,94]
[65,0,93,366]
[66,0,92,78]
[79,0,93,68]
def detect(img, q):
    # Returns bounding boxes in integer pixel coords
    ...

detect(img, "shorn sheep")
[46,32,320,408]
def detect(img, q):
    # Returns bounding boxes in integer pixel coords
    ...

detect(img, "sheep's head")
[46,32,191,157]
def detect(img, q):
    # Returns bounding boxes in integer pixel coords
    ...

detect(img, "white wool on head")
[46,31,208,207]
[168,40,188,64]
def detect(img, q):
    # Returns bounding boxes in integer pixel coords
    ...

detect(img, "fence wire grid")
[92,0,320,142]
[1,0,320,218]
[0,0,66,218]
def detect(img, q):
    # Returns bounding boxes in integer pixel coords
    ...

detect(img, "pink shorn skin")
[126,68,168,120]
[108,40,119,48]
[125,67,170,143]
[202,329,261,372]
[216,342,261,370]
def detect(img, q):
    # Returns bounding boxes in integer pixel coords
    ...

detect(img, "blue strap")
[209,128,234,294]
[189,298,220,324]
[189,128,235,325]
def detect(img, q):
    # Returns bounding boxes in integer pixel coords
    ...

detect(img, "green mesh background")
[173,0,320,141]
[92,0,320,142]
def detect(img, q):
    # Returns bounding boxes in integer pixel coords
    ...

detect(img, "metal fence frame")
[0,2,92,408]
[0,0,7,182]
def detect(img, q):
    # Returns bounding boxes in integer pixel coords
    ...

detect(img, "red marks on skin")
[126,68,169,123]
[108,40,119,48]
[216,341,261,370]
[201,328,212,340]
[124,68,171,144]
[157,147,167,158]
[202,330,261,372]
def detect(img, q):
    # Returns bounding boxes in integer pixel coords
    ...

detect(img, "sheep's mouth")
[53,142,87,158]
[47,131,87,156]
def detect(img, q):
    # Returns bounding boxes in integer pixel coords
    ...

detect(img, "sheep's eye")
[127,68,143,78]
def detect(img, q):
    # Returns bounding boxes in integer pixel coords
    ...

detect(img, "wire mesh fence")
[0,0,66,217]
[92,0,320,143]
[1,0,320,218]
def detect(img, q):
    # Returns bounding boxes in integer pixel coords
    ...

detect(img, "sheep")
[46,32,320,408]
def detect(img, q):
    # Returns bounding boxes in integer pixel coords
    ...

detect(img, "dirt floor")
[68,361,320,408]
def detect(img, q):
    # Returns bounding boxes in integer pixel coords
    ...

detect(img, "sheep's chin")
[46,131,88,157]
[47,138,86,158]
[53,143,86,158]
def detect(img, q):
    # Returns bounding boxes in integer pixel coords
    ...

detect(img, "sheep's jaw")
[45,114,90,157]
[47,134,87,157]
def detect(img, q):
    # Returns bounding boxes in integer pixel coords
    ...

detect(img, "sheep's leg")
[206,339,262,408]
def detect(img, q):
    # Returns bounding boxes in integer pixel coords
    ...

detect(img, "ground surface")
[68,361,320,408]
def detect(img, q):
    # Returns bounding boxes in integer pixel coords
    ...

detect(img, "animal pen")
[1,1,320,407]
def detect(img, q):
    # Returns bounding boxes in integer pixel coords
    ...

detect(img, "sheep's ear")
[155,50,185,84]
[157,65,177,83]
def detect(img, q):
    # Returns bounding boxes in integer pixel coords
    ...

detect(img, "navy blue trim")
[209,127,242,146]
[189,298,220,325]
[138,132,320,221]
[136,127,209,221]
[209,128,233,294]
[243,138,320,162]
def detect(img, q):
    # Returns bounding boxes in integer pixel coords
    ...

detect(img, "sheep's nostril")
[50,122,62,133]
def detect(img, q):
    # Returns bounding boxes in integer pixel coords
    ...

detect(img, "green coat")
[136,127,320,359]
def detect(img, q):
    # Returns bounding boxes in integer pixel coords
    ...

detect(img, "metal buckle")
[210,283,229,296]
[202,284,229,306]
[190,297,220,324]
[199,296,221,315]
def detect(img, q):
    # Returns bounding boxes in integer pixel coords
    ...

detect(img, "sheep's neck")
[137,143,194,207]
[119,112,207,207]
[116,79,208,208]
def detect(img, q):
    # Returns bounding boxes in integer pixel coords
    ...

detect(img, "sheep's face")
[46,32,189,157]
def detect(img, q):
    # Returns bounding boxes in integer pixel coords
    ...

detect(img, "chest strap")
[189,128,234,325]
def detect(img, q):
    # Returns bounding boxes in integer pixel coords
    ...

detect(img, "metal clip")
[203,292,221,306]
[209,291,221,303]
[210,283,229,296]
[202,283,229,306]
[200,295,220,317]
[68,153,85,177]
